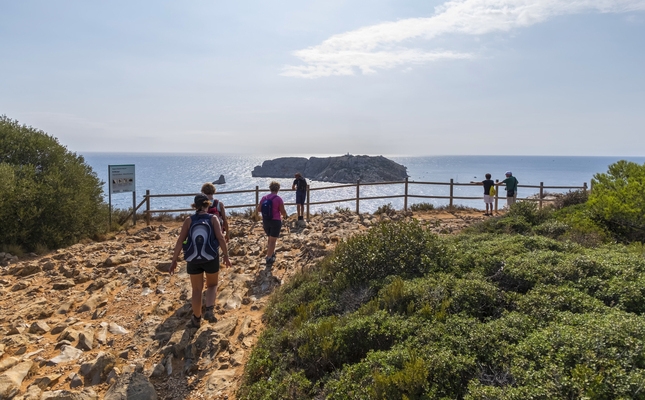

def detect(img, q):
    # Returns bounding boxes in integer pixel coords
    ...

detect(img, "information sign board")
[109,164,135,194]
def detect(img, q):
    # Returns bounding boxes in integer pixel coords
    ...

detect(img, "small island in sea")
[251,154,408,183]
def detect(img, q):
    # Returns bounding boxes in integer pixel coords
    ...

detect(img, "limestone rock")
[48,345,83,365]
[103,372,157,400]
[28,321,50,334]
[79,352,116,385]
[40,389,98,400]
[0,360,34,399]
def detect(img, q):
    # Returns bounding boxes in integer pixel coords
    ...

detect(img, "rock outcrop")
[251,155,408,183]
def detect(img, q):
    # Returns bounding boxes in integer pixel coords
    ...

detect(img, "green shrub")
[374,203,396,215]
[239,222,645,400]
[334,206,352,214]
[554,189,589,209]
[410,202,434,212]
[0,116,108,250]
[331,220,449,287]
[588,160,645,242]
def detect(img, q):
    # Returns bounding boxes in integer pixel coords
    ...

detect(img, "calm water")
[83,153,645,214]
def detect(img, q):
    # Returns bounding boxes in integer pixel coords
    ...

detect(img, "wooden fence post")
[255,186,259,219]
[404,177,409,211]
[356,180,360,215]
[306,184,310,220]
[449,179,454,207]
[539,182,544,210]
[145,190,150,226]
[494,185,499,213]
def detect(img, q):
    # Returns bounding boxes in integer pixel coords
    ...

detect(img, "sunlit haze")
[1,0,644,156]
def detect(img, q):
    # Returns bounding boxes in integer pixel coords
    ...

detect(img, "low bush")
[410,202,434,211]
[554,189,589,209]
[238,222,645,399]
[374,203,396,215]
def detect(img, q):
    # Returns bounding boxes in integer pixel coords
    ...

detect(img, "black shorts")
[295,191,306,205]
[187,259,220,275]
[262,219,282,238]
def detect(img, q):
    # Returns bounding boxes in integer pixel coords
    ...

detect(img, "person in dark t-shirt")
[471,173,495,216]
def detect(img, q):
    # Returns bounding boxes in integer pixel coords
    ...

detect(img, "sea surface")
[83,153,645,214]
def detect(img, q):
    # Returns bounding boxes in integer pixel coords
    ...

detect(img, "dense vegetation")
[0,116,107,252]
[238,161,645,399]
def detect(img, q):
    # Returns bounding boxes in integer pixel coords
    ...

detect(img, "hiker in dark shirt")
[471,173,495,216]
[292,172,307,221]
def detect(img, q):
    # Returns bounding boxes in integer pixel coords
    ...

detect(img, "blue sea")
[83,153,645,214]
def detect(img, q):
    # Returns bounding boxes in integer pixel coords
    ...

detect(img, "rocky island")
[251,155,408,183]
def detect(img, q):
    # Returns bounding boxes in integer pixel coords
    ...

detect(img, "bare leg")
[266,236,278,258]
[204,272,219,308]
[189,273,205,318]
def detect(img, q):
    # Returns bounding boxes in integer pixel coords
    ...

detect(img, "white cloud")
[283,0,645,78]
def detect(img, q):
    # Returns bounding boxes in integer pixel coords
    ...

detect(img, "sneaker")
[266,254,276,269]
[185,314,201,329]
[203,306,217,323]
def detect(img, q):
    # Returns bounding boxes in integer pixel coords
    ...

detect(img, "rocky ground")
[0,208,491,400]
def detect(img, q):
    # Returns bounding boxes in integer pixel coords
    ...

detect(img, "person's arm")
[170,218,191,275]
[470,181,483,185]
[292,180,297,191]
[219,202,230,241]
[212,216,232,268]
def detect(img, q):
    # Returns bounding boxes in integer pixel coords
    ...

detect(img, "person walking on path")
[470,173,495,216]
[292,172,307,222]
[497,171,519,208]
[170,194,231,329]
[201,182,230,242]
[257,181,288,269]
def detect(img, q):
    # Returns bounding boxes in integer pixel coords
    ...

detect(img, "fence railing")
[135,178,588,225]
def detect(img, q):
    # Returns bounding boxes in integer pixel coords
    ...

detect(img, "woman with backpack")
[201,183,229,242]
[257,181,288,268]
[170,194,231,329]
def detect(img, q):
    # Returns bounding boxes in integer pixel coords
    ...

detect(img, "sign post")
[108,164,136,229]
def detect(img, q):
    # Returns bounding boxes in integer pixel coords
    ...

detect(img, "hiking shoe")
[265,254,276,269]
[203,306,217,323]
[186,314,201,329]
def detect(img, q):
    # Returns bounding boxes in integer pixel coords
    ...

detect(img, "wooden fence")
[134,178,588,225]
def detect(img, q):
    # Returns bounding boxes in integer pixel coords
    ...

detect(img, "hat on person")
[505,171,512,176]
[194,194,210,208]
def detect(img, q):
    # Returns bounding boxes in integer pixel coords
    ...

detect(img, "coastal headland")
[251,154,408,183]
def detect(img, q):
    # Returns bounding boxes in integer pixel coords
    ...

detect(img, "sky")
[1,0,644,156]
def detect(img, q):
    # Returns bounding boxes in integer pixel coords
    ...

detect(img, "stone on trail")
[103,372,157,400]
[0,360,34,399]
[40,389,98,400]
[48,345,84,365]
[79,352,116,386]
[108,322,128,335]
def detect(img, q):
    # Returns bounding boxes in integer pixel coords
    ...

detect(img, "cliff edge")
[251,155,408,183]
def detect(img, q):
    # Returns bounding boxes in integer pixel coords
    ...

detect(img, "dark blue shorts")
[262,219,282,238]
[187,259,220,275]
[295,191,306,205]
